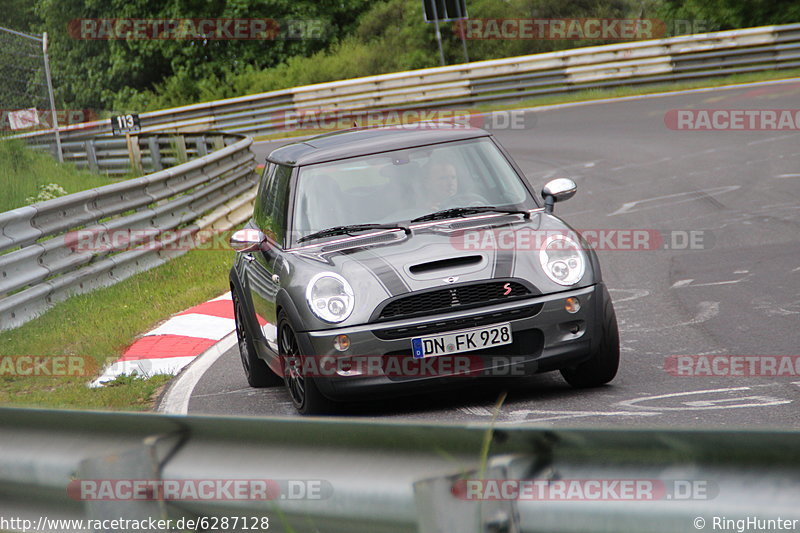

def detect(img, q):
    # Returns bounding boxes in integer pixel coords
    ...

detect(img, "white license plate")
[411,323,512,359]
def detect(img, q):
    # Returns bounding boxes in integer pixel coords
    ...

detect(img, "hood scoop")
[409,255,483,275]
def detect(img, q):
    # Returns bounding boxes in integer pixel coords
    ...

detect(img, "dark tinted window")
[254,163,292,245]
[291,138,532,242]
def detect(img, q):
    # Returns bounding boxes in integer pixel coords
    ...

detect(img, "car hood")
[284,212,599,329]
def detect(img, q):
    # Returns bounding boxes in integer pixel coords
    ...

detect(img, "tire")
[278,310,334,415]
[233,290,281,387]
[560,297,620,388]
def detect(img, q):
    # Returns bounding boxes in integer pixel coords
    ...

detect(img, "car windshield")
[291,137,533,244]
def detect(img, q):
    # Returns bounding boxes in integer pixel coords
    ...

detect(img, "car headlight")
[306,272,355,323]
[539,234,586,286]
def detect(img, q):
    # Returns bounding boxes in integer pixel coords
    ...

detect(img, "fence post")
[147,136,163,171]
[126,133,143,175]
[41,32,63,163]
[173,135,188,164]
[195,136,208,157]
[84,139,98,172]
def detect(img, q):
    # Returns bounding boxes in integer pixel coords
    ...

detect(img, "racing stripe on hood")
[352,253,410,296]
[492,248,515,279]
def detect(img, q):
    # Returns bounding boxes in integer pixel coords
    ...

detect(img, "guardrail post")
[195,136,208,157]
[173,135,188,164]
[415,455,523,533]
[126,134,143,175]
[76,433,182,527]
[84,139,98,173]
[210,136,225,152]
[147,136,163,172]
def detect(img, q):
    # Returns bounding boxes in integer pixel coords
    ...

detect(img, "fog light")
[333,334,350,351]
[565,297,581,314]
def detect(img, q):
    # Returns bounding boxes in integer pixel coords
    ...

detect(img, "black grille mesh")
[377,281,531,320]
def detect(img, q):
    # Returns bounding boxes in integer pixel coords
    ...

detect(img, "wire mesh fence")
[0,27,47,130]
[0,25,62,159]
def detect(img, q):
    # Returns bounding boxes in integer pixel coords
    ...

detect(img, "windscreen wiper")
[297,223,410,243]
[410,206,530,223]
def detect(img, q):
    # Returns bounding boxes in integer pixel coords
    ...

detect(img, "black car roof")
[267,123,492,166]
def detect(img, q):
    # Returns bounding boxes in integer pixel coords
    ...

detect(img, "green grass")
[253,68,800,142]
[478,392,507,481]
[0,138,115,212]
[0,246,235,410]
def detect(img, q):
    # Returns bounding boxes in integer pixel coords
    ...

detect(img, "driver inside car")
[420,162,459,210]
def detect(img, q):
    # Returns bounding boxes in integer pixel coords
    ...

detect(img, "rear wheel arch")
[232,284,282,387]
[229,270,263,344]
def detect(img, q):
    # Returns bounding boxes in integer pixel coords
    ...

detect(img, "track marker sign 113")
[112,113,141,135]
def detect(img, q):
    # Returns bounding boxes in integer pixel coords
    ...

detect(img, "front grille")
[376,281,533,321]
[374,304,542,340]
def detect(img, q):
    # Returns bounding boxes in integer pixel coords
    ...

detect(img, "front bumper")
[295,283,604,400]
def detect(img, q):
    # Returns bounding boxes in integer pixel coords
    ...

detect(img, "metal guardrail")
[0,132,258,330]
[21,132,230,176]
[13,22,800,144]
[0,407,798,533]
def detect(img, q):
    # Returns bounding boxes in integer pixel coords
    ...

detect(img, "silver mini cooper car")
[229,124,619,414]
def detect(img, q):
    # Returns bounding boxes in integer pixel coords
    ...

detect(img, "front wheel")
[278,311,334,415]
[560,298,620,388]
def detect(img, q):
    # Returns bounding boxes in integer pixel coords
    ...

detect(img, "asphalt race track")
[184,80,800,428]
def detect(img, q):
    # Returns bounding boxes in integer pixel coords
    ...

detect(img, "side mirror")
[541,178,577,214]
[230,228,266,253]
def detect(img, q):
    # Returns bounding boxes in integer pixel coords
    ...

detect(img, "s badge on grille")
[443,276,459,284]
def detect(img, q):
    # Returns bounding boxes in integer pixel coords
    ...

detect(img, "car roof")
[266,123,492,166]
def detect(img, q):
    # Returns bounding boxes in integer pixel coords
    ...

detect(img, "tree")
[32,0,372,110]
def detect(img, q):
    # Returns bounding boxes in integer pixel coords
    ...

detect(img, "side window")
[254,163,292,245]
[253,163,276,231]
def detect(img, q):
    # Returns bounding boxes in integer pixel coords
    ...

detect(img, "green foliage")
[657,0,800,31]
[6,0,799,114]
[25,182,68,204]
[130,0,642,110]
[0,0,39,32]
[29,0,373,110]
